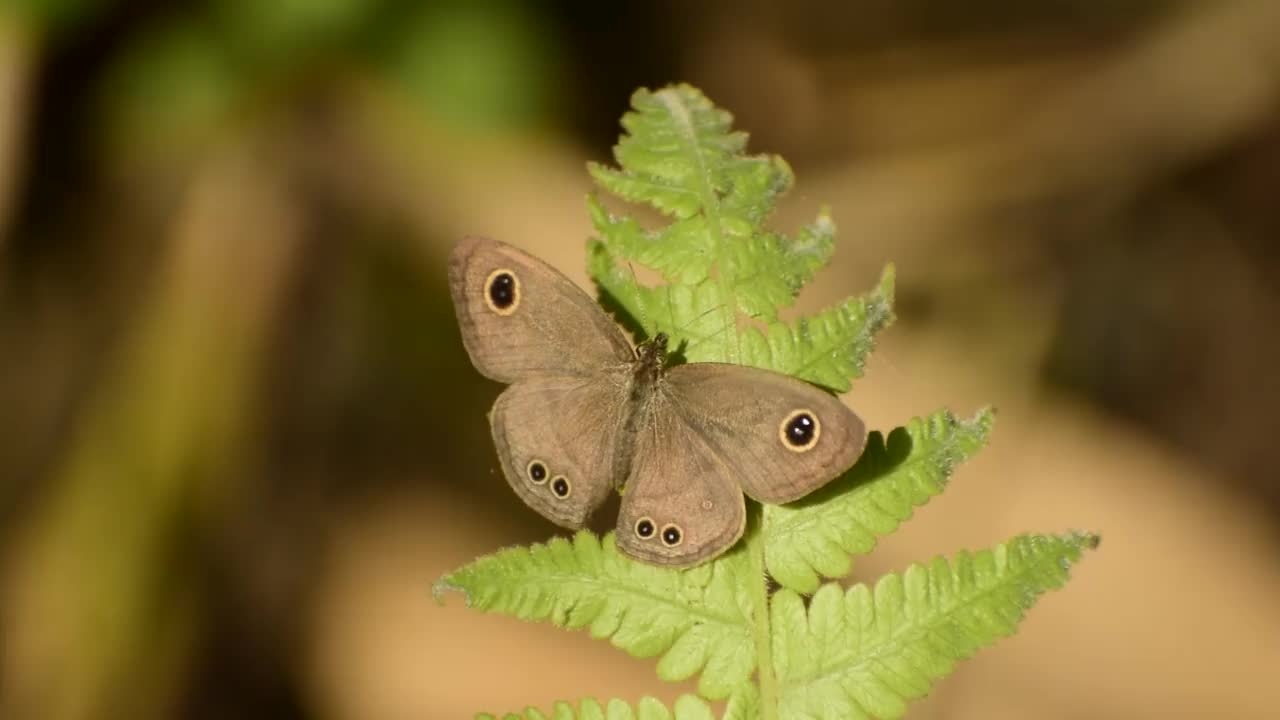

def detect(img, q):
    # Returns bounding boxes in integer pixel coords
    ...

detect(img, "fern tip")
[877,262,897,297]
[1072,530,1103,550]
[430,577,468,606]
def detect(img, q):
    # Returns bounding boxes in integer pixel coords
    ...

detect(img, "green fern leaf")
[588,85,746,222]
[765,408,995,594]
[774,532,1100,719]
[588,85,887,370]
[434,531,755,699]
[720,684,760,720]
[476,694,716,720]
[739,264,895,392]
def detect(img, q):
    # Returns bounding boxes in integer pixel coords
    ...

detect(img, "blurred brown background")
[2,1,1279,718]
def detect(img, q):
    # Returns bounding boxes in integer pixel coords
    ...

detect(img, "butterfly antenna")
[675,303,734,356]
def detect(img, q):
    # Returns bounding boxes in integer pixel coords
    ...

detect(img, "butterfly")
[449,236,865,567]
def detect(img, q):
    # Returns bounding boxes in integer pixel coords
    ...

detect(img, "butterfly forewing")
[449,236,634,383]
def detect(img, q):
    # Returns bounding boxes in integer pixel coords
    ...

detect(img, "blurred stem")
[3,143,300,720]
[0,10,37,251]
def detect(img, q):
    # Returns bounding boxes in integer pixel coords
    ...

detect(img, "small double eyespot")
[634,516,682,547]
[635,517,655,539]
[550,475,571,498]
[526,460,548,484]
[526,459,572,499]
[779,409,821,452]
[660,524,682,547]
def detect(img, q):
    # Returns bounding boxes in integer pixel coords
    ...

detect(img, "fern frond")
[435,531,755,699]
[773,532,1099,719]
[589,85,884,367]
[588,228,726,345]
[588,85,746,222]
[765,408,994,594]
[477,694,715,720]
[739,264,895,391]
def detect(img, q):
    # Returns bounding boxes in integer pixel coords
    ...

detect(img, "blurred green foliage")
[87,0,558,151]
[102,18,239,146]
[383,2,558,130]
[4,0,100,28]
[212,0,373,67]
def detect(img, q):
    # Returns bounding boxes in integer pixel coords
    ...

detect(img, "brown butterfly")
[449,237,866,567]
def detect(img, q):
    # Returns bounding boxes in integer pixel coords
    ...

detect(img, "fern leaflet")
[435,531,755,699]
[477,694,716,720]
[773,533,1099,719]
[765,408,994,594]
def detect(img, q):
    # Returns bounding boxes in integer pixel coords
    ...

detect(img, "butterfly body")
[617,332,670,469]
[450,236,866,567]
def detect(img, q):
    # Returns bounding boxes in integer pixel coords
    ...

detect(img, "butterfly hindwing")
[663,363,865,504]
[614,396,747,566]
[489,373,631,528]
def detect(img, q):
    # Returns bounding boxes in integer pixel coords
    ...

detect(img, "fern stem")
[746,503,779,720]
[658,88,739,363]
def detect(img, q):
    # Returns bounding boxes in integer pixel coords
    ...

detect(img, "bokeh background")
[2,1,1279,718]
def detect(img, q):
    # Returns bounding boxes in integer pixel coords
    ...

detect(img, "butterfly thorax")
[610,333,670,488]
[631,333,668,394]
